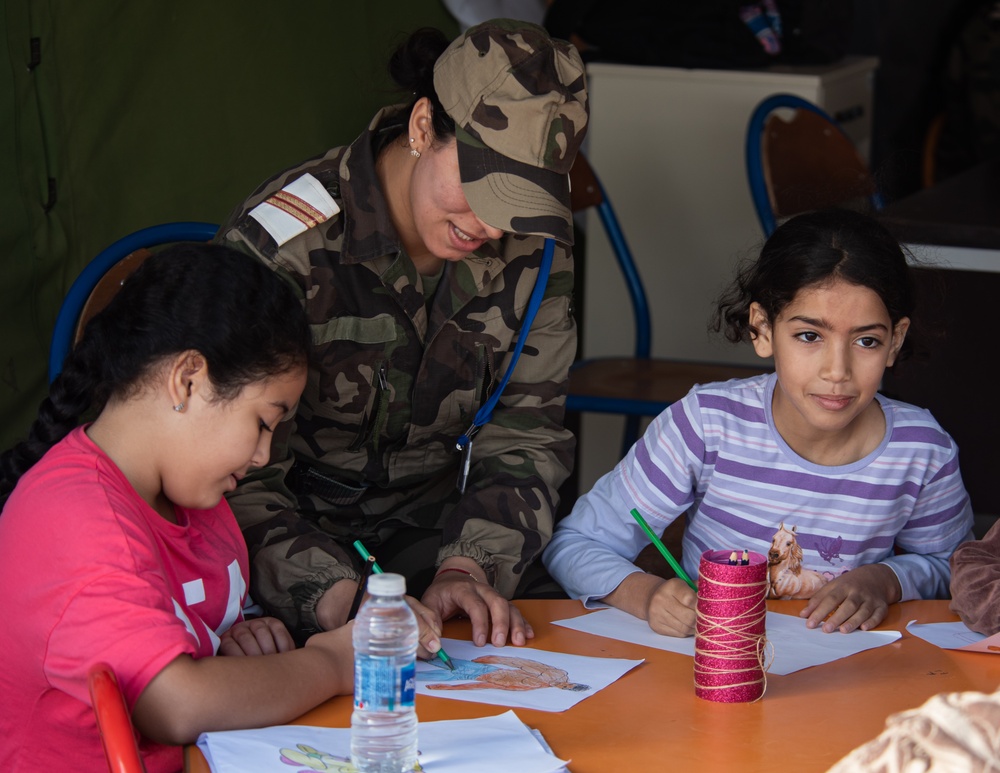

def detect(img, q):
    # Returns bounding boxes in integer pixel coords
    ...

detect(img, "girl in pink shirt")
[0,244,442,772]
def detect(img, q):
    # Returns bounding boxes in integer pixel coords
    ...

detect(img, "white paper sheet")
[552,607,901,675]
[415,639,642,712]
[197,710,568,773]
[906,619,1000,652]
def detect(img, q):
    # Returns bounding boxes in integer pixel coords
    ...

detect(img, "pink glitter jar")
[694,549,768,703]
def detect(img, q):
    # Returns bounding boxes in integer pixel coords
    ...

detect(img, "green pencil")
[352,540,455,671]
[629,509,697,590]
[352,539,384,574]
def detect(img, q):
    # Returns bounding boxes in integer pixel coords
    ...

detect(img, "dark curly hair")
[712,209,914,359]
[0,242,310,506]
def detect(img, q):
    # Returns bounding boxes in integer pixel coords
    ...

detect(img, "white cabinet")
[575,57,879,490]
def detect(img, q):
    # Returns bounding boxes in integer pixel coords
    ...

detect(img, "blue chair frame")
[565,170,657,453]
[566,157,768,457]
[48,221,219,382]
[745,93,884,237]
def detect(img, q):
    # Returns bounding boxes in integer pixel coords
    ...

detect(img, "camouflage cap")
[433,18,589,245]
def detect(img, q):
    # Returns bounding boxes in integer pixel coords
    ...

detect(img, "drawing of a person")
[419,655,589,692]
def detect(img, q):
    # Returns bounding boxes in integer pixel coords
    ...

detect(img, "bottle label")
[353,655,416,711]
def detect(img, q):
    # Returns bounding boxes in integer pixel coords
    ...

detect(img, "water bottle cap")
[367,572,406,596]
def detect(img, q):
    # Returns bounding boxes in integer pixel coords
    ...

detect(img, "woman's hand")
[219,617,296,656]
[420,562,533,647]
[800,563,902,633]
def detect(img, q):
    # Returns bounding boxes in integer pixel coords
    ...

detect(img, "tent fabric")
[0,1,458,448]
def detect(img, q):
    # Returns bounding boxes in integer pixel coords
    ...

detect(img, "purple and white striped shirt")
[545,374,973,605]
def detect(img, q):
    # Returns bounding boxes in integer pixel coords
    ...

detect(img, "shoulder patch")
[248,173,340,247]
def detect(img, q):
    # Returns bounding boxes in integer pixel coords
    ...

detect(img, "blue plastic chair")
[745,93,883,237]
[48,222,219,382]
[566,154,769,457]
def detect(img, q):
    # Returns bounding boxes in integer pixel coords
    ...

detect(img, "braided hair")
[0,242,310,506]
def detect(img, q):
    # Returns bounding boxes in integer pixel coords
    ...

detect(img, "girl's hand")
[219,617,296,656]
[600,571,696,638]
[647,577,698,637]
[800,564,902,633]
[405,594,446,660]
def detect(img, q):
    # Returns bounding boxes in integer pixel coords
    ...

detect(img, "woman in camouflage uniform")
[217,19,588,647]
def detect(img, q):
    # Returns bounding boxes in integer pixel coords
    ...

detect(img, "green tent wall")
[1,1,458,448]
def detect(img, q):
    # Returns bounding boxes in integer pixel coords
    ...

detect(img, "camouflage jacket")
[217,107,577,635]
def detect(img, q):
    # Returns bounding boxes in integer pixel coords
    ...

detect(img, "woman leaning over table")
[216,19,588,649]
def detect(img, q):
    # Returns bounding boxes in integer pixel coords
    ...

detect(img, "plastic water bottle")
[351,572,419,773]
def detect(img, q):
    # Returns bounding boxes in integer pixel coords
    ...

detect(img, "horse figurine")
[767,522,828,599]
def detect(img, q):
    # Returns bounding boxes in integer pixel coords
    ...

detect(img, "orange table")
[185,599,1000,773]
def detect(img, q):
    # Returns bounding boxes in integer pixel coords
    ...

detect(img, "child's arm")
[799,534,971,634]
[131,623,354,745]
[544,469,687,606]
[798,563,902,633]
[804,427,977,633]
[602,573,697,637]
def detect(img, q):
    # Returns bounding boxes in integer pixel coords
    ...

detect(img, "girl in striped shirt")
[545,209,973,637]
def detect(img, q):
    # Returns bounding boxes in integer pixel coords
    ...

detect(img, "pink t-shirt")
[0,427,249,772]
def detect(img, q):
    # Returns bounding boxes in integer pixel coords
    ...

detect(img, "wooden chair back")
[761,105,875,217]
[569,151,604,212]
[762,106,877,219]
[746,94,883,237]
[73,248,153,345]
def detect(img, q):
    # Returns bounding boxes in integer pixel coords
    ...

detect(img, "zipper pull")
[456,436,473,494]
[455,424,478,494]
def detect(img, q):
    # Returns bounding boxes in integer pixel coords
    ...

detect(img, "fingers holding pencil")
[353,539,456,670]
[405,594,449,663]
[648,577,698,637]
